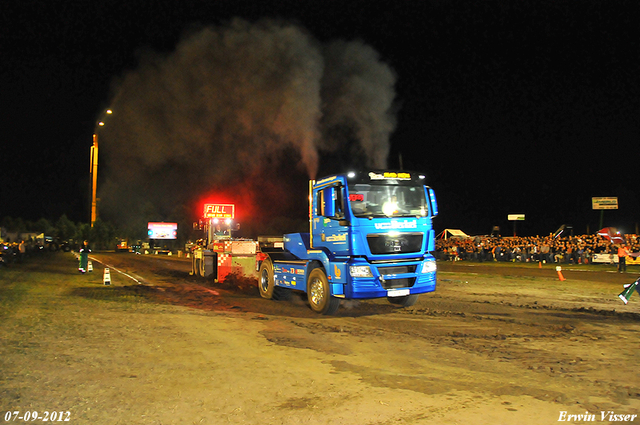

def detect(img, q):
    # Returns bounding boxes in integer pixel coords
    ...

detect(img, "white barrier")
[591,253,618,264]
[591,253,640,265]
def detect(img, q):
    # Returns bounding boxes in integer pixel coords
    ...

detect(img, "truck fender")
[305,260,324,278]
[255,251,269,271]
[307,260,345,296]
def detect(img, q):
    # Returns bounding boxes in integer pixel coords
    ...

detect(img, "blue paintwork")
[270,171,438,300]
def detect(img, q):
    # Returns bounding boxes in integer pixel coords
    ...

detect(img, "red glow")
[193,170,307,238]
[194,179,261,224]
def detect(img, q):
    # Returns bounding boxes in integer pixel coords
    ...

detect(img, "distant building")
[4,231,39,243]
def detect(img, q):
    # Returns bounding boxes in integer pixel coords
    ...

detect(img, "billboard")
[592,197,618,210]
[203,203,235,219]
[148,222,178,239]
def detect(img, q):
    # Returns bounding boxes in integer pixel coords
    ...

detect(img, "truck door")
[313,185,350,255]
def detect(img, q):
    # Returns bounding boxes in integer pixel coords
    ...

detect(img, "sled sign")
[592,197,618,210]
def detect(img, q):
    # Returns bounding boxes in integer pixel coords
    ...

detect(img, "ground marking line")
[87,255,145,285]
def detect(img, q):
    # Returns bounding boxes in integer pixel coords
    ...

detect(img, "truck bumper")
[343,273,436,299]
[338,257,437,299]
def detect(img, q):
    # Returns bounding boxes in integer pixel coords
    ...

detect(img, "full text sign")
[203,203,235,219]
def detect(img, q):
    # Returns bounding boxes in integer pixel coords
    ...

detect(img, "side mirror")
[427,187,438,217]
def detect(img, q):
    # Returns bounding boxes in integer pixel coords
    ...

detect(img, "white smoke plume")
[99,18,397,232]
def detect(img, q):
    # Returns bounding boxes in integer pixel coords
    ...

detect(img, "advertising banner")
[592,197,618,210]
[148,222,178,239]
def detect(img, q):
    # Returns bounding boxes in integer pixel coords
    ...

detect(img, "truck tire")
[193,258,204,277]
[258,259,291,300]
[307,268,340,315]
[387,294,419,307]
[258,259,276,299]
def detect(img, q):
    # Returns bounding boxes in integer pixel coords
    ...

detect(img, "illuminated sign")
[349,194,364,202]
[203,203,235,219]
[148,222,178,239]
[592,197,618,210]
[369,172,412,181]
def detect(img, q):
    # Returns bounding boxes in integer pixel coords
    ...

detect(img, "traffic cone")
[87,261,93,272]
[556,266,566,281]
[618,278,639,305]
[538,261,542,268]
[103,268,112,285]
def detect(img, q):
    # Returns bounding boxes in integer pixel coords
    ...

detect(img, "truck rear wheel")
[258,259,275,299]
[193,257,204,278]
[258,259,290,300]
[387,294,419,307]
[307,268,340,315]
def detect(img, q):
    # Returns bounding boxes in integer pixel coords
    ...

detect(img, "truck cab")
[259,170,438,314]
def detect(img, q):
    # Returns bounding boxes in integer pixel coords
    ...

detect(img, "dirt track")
[1,253,639,424]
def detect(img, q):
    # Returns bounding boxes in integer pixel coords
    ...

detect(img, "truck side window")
[334,186,345,219]
[317,186,344,218]
[316,190,324,217]
[317,188,334,217]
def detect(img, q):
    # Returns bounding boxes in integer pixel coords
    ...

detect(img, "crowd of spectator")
[0,239,47,266]
[435,234,640,264]
[1,240,27,265]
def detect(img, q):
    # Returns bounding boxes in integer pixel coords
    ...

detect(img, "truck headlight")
[350,265,373,278]
[421,260,437,274]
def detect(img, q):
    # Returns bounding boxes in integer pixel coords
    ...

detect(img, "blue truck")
[258,170,438,315]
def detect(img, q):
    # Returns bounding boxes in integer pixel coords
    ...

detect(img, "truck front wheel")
[307,268,340,315]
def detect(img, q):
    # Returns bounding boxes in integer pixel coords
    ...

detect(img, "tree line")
[1,215,119,250]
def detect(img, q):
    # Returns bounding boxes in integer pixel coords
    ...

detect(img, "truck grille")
[367,233,423,254]
[381,277,416,289]
[377,265,417,275]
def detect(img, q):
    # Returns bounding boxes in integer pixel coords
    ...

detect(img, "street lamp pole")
[90,109,111,227]
[90,133,99,227]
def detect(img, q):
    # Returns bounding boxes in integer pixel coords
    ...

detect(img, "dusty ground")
[1,252,639,424]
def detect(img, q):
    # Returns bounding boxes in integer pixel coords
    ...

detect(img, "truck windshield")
[347,184,428,218]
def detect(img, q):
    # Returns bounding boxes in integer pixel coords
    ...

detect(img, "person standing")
[617,243,630,273]
[18,240,26,262]
[540,240,550,263]
[79,240,91,273]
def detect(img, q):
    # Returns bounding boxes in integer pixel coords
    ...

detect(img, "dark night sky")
[1,0,638,236]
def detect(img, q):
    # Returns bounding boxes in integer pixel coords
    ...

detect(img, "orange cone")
[556,266,566,281]
[538,261,542,269]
